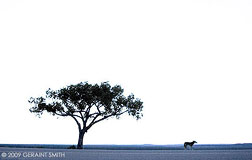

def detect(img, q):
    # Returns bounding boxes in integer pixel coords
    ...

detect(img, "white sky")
[0,0,252,145]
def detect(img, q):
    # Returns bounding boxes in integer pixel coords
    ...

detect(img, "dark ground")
[1,147,252,160]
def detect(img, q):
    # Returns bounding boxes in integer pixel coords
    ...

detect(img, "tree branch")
[95,103,102,114]
[86,114,100,130]
[83,105,93,122]
[54,112,68,117]
[79,111,86,128]
[71,115,81,131]
[86,110,128,130]
[53,111,83,123]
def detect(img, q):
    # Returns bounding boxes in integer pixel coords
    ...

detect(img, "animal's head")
[193,141,197,143]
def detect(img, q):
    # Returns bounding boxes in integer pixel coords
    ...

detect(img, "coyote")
[184,141,197,150]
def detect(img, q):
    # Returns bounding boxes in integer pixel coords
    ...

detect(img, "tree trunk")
[77,130,85,149]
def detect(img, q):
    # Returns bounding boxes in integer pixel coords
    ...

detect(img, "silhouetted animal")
[184,141,197,150]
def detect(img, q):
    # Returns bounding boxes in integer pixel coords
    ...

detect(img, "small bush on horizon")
[68,145,77,149]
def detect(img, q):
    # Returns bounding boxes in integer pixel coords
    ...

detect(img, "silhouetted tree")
[29,82,143,149]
